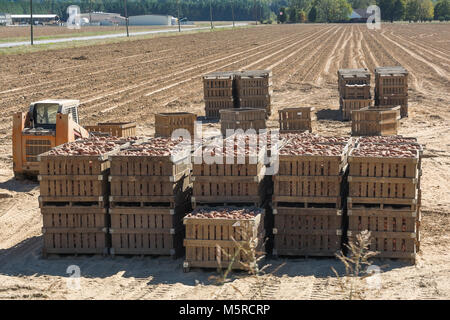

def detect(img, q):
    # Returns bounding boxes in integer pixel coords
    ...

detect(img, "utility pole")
[124,0,129,37]
[231,0,235,28]
[89,0,92,25]
[209,0,213,30]
[177,0,181,32]
[253,0,257,25]
[30,0,33,45]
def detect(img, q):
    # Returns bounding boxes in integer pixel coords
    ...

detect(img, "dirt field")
[0,23,449,300]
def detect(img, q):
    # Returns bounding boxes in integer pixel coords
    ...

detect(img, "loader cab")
[29,100,80,130]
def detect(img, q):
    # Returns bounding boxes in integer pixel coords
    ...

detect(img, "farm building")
[0,13,12,25]
[10,14,59,25]
[79,12,125,25]
[124,14,175,26]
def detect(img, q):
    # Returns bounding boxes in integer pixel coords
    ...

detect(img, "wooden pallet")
[183,210,264,271]
[347,196,418,211]
[84,122,136,138]
[340,98,372,121]
[39,195,106,208]
[272,195,343,209]
[279,107,316,133]
[273,207,342,257]
[155,112,197,138]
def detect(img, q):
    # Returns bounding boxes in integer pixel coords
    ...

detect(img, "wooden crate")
[377,97,408,118]
[85,122,136,138]
[109,201,189,256]
[204,98,235,119]
[43,229,109,256]
[279,107,316,133]
[42,207,107,229]
[274,175,344,198]
[338,68,371,95]
[348,208,417,232]
[278,153,348,177]
[351,106,400,136]
[203,72,234,89]
[237,86,272,97]
[273,207,342,256]
[347,230,416,261]
[375,67,408,93]
[348,176,418,199]
[38,174,108,198]
[183,209,264,270]
[341,84,371,99]
[238,96,271,115]
[155,112,196,138]
[235,70,272,88]
[340,98,372,121]
[348,150,419,178]
[220,108,267,136]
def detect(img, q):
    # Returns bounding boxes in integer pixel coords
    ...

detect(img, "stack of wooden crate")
[272,133,352,257]
[220,108,266,136]
[235,70,272,116]
[183,207,265,271]
[347,136,422,263]
[38,136,136,256]
[278,107,316,133]
[155,112,197,138]
[203,72,235,119]
[185,133,269,270]
[108,137,192,256]
[374,66,409,118]
[338,69,372,121]
[351,106,401,136]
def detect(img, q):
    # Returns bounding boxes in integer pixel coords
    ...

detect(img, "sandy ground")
[0,23,449,300]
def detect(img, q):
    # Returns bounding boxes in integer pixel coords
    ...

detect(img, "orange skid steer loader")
[12,99,89,179]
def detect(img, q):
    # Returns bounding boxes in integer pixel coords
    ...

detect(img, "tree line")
[279,0,449,23]
[0,0,448,22]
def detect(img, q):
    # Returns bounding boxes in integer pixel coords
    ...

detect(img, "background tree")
[308,5,317,21]
[393,0,406,20]
[434,0,450,20]
[278,6,287,22]
[288,5,299,21]
[299,8,307,21]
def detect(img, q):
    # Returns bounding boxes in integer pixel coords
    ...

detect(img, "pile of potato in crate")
[347,135,423,263]
[38,136,139,256]
[272,132,353,257]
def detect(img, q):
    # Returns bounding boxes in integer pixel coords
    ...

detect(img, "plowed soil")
[0,23,449,300]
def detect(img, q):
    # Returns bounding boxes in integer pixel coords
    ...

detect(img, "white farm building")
[125,14,175,26]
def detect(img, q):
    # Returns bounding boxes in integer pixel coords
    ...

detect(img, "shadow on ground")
[0,177,38,193]
[316,109,344,121]
[0,236,413,287]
